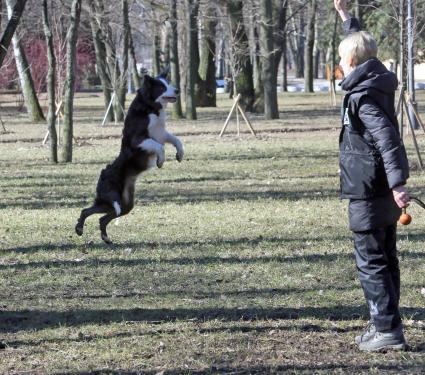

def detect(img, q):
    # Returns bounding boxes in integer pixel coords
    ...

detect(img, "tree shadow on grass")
[1,234,347,254]
[7,321,364,348]
[0,247,424,271]
[61,362,425,375]
[0,187,340,209]
[1,305,424,334]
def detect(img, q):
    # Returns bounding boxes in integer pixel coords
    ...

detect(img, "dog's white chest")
[148,111,167,144]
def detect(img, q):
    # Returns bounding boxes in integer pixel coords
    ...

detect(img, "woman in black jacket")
[335,0,410,351]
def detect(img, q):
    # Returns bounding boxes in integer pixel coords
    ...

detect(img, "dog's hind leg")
[75,203,111,236]
[99,212,118,244]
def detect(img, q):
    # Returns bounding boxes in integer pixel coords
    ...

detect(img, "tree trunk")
[0,0,27,69]
[330,12,339,95]
[89,1,113,122]
[354,0,363,27]
[128,30,141,89]
[198,4,216,107]
[259,0,279,119]
[288,2,305,78]
[116,0,129,121]
[304,0,317,93]
[152,26,161,77]
[253,21,264,113]
[60,0,82,163]
[272,0,287,81]
[190,0,203,105]
[227,0,255,112]
[169,0,183,118]
[282,34,288,92]
[6,0,45,122]
[42,0,57,163]
[185,0,197,120]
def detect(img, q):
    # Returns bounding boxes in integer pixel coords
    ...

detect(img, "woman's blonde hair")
[339,31,378,66]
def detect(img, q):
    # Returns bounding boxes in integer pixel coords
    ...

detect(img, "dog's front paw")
[157,157,165,168]
[176,150,184,163]
[75,222,83,236]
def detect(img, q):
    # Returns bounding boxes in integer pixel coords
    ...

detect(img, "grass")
[0,92,425,374]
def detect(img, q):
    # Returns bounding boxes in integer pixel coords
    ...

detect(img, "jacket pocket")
[340,151,389,199]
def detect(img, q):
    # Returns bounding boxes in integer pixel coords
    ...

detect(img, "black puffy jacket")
[339,59,409,199]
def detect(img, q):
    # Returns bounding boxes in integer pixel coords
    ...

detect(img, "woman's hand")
[334,0,350,21]
[393,185,410,209]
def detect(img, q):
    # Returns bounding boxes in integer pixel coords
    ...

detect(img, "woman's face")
[339,54,355,77]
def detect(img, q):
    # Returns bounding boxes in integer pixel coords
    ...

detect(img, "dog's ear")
[132,75,163,115]
[137,75,156,101]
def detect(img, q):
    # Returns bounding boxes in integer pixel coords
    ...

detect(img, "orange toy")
[399,209,412,225]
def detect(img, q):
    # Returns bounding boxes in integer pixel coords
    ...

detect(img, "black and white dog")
[75,74,183,244]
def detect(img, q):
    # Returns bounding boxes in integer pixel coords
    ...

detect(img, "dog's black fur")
[75,74,178,244]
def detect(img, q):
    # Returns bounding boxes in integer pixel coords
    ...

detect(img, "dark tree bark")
[354,0,364,27]
[89,0,113,121]
[169,0,183,118]
[198,3,217,107]
[272,0,287,78]
[259,0,279,119]
[129,30,141,89]
[116,0,129,119]
[42,0,57,163]
[330,11,339,95]
[253,13,264,113]
[288,2,305,78]
[227,0,255,112]
[6,0,45,122]
[304,0,317,92]
[152,22,161,77]
[0,0,27,69]
[190,0,203,105]
[185,0,197,119]
[60,0,82,163]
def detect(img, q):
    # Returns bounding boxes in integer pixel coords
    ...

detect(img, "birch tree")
[5,0,45,122]
[0,0,27,69]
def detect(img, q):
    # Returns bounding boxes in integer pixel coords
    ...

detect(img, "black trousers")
[353,224,401,332]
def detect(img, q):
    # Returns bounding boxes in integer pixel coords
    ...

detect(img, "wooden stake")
[237,104,256,136]
[219,94,256,137]
[102,92,116,126]
[219,93,240,137]
[43,100,63,145]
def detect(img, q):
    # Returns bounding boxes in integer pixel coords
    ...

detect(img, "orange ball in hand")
[399,213,412,225]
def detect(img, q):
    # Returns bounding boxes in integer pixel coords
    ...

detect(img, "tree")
[5,0,45,122]
[198,3,217,107]
[227,0,255,112]
[116,0,129,117]
[288,1,306,78]
[0,0,27,69]
[185,0,197,120]
[259,0,279,119]
[128,28,141,89]
[61,0,82,163]
[169,0,184,118]
[42,0,57,163]
[304,0,317,93]
[89,0,113,122]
